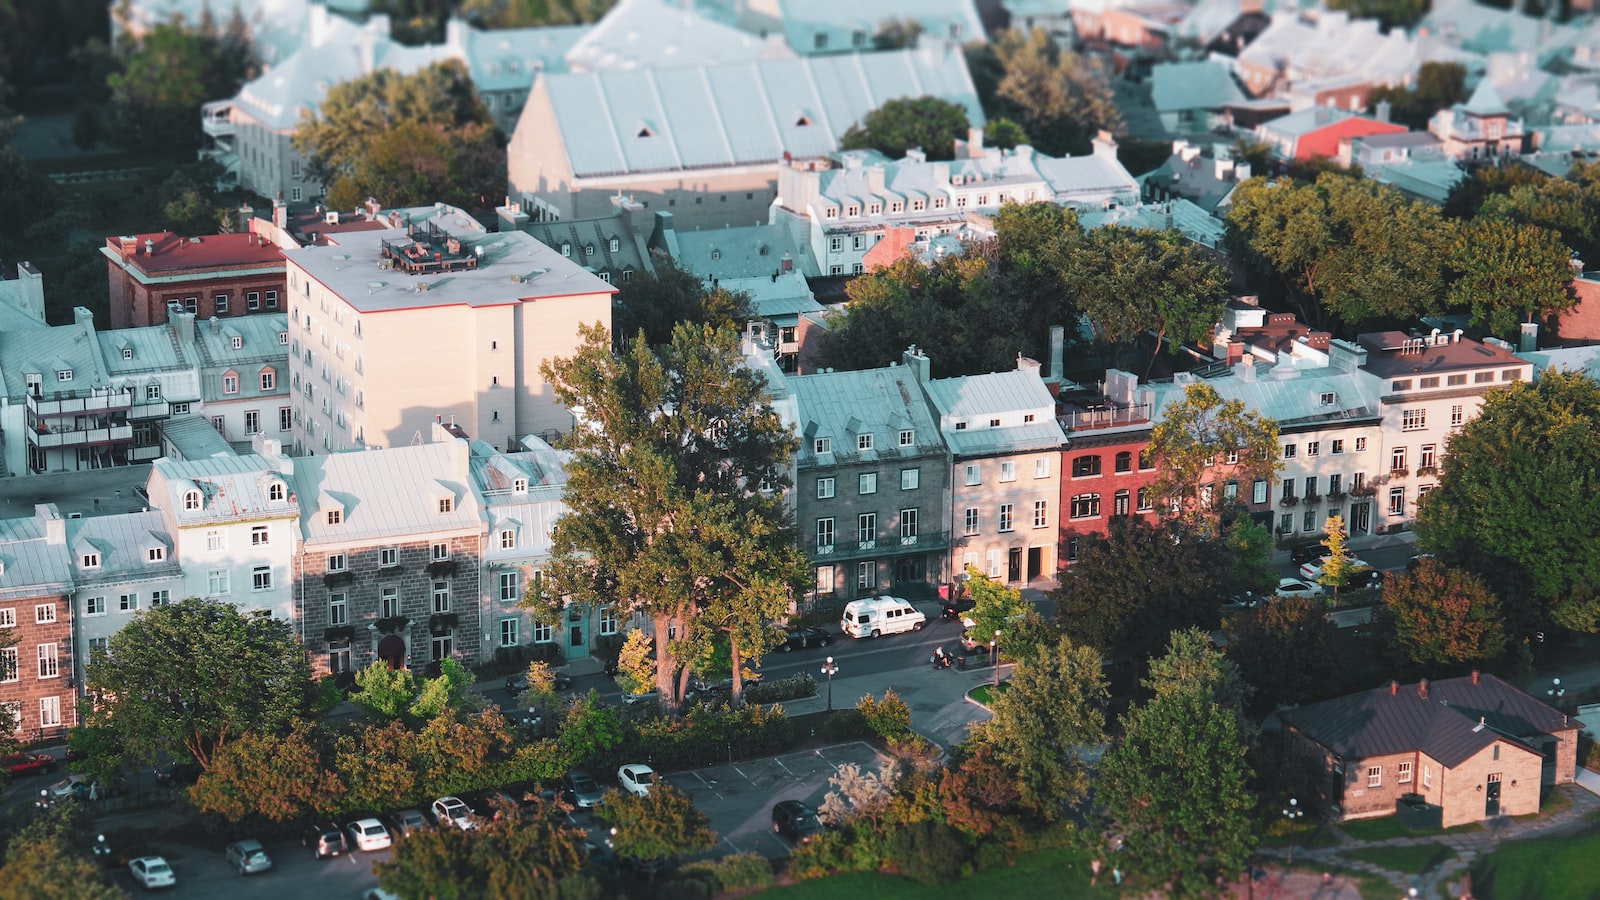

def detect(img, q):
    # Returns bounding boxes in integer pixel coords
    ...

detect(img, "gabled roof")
[565,0,790,71]
[1150,59,1246,113]
[1460,78,1509,116]
[99,326,189,373]
[160,414,238,460]
[672,224,813,280]
[789,363,944,465]
[65,510,180,584]
[773,0,985,54]
[294,440,482,545]
[150,453,296,524]
[0,316,111,403]
[530,43,983,179]
[0,511,73,600]
[925,368,1057,421]
[463,23,588,91]
[1278,673,1578,768]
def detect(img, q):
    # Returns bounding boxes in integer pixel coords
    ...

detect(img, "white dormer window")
[268,482,285,502]
[278,331,288,345]
[182,490,201,510]
[858,433,874,451]
[513,478,527,493]
[81,553,100,569]
[584,244,594,257]
[230,336,243,350]
[438,497,453,513]
[500,529,515,549]
[815,437,832,455]
[326,509,342,525]
[147,546,165,562]
[57,369,72,382]
[608,237,620,252]
[561,243,571,257]
[122,347,133,360]
[1320,391,1336,406]
[223,373,239,395]
[898,429,914,447]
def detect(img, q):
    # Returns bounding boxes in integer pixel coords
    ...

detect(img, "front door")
[1485,774,1501,816]
[1027,547,1042,582]
[1007,548,1022,583]
[1350,500,1371,534]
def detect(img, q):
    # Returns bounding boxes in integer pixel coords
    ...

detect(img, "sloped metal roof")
[295,440,482,546]
[0,512,73,600]
[66,510,181,585]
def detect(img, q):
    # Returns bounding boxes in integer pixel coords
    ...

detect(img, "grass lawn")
[966,683,1010,707]
[1470,822,1600,897]
[762,844,1122,899]
[1339,817,1481,842]
[1344,844,1456,874]
[1258,821,1340,851]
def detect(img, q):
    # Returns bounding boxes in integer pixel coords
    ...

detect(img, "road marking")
[733,766,748,780]
[774,758,794,778]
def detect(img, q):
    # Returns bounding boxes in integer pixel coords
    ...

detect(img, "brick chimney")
[1471,670,1480,685]
[1389,680,1398,696]
[1418,679,1428,699]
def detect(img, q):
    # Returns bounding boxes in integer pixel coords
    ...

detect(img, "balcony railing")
[1389,468,1410,478]
[1060,402,1152,432]
[29,424,134,448]
[856,538,877,551]
[1279,495,1300,507]
[129,400,171,420]
[27,391,133,417]
[201,100,235,139]
[805,531,949,562]
[1416,466,1438,477]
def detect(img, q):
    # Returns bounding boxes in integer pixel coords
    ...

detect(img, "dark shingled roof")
[1278,673,1578,768]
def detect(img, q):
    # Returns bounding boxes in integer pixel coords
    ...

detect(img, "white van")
[841,596,927,639]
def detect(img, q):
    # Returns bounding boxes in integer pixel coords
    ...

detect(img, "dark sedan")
[779,625,833,652]
[772,799,825,844]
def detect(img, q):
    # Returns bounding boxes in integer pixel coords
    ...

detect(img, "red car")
[2,752,57,777]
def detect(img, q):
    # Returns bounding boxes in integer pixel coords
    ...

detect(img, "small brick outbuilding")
[1278,672,1581,828]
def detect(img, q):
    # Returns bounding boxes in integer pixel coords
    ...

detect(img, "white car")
[129,856,176,890]
[620,691,659,707]
[1298,556,1375,582]
[1275,577,1325,600]
[346,817,393,851]
[430,796,477,830]
[617,763,657,797]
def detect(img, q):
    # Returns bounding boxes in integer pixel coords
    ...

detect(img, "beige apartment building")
[281,206,614,455]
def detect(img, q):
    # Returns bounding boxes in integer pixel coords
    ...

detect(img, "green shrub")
[612,704,798,772]
[820,709,872,741]
[858,690,913,741]
[788,828,859,879]
[746,672,817,703]
[885,820,969,884]
[680,853,774,892]
[654,876,712,900]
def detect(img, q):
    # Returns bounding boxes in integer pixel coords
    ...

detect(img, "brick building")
[103,231,286,330]
[1278,673,1580,828]
[1056,371,1161,563]
[0,505,76,745]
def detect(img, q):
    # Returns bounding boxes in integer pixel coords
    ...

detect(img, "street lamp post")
[991,630,1001,688]
[1548,678,1565,704]
[821,656,839,713]
[1283,797,1304,864]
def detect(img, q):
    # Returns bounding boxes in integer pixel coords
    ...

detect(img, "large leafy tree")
[81,598,311,776]
[375,798,594,900]
[1098,631,1255,897]
[989,28,1121,156]
[537,322,802,710]
[594,784,716,868]
[1052,517,1235,663]
[613,255,751,349]
[105,13,257,157]
[840,97,971,161]
[1445,217,1576,337]
[1226,172,1450,328]
[1415,370,1600,634]
[0,808,121,900]
[1380,559,1507,666]
[189,721,345,822]
[1367,62,1467,126]
[1145,381,1281,525]
[1472,163,1600,264]
[294,61,503,213]
[1224,596,1339,717]
[0,624,16,756]
[1068,226,1229,376]
[962,565,1035,654]
[971,634,1107,818]
[459,0,614,29]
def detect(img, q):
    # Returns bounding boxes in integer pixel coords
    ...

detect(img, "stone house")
[1278,673,1580,828]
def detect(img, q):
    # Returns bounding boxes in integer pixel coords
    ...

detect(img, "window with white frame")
[150,590,169,606]
[1420,444,1436,470]
[38,644,59,679]
[251,525,269,546]
[900,468,918,490]
[857,512,876,543]
[87,637,108,659]
[859,473,877,495]
[119,593,138,612]
[1402,409,1426,431]
[1389,487,1406,515]
[1451,405,1463,428]
[1355,437,1367,451]
[1137,487,1154,512]
[1033,500,1048,528]
[326,509,342,525]
[1071,455,1101,477]
[1391,447,1407,472]
[1422,765,1432,788]
[858,433,874,451]
[985,549,1002,578]
[0,647,15,683]
[898,429,914,446]
[816,518,834,548]
[253,567,272,591]
[1398,761,1413,783]
[533,621,553,643]
[1367,766,1382,788]
[600,606,620,634]
[432,542,449,561]
[499,571,519,602]
[963,507,979,535]
[206,530,226,552]
[1332,439,1345,454]
[1000,461,1016,482]
[1282,443,1297,458]
[381,586,398,617]
[40,696,61,728]
[80,552,99,569]
[965,465,980,486]
[998,503,1015,532]
[432,581,451,614]
[814,437,831,455]
[327,553,347,572]
[500,528,516,550]
[380,547,397,567]
[500,618,519,647]
[816,477,835,499]
[320,592,345,627]
[857,561,875,590]
[223,374,239,394]
[1070,494,1101,519]
[85,597,105,616]
[1035,457,1050,478]
[35,603,55,624]
[1307,441,1320,457]
[1114,490,1130,516]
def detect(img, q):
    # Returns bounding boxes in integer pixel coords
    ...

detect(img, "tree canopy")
[595,783,716,866]
[1224,596,1339,717]
[81,598,311,776]
[375,796,594,900]
[104,15,257,158]
[1445,218,1575,336]
[1414,370,1600,634]
[1145,381,1281,524]
[1098,631,1255,896]
[537,322,805,709]
[612,254,752,348]
[986,28,1121,156]
[294,61,502,213]
[1367,62,1467,129]
[839,97,971,161]
[1379,559,1507,666]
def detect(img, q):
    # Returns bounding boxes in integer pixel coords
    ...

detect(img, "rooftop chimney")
[1049,324,1065,383]
[144,239,155,256]
[1418,679,1428,699]
[903,345,930,383]
[272,197,287,230]
[1389,680,1398,696]
[1471,670,1480,685]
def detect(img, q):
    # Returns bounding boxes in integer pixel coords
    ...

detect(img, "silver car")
[223,839,273,875]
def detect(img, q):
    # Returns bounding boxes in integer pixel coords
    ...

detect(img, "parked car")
[620,690,659,707]
[129,856,176,890]
[1274,577,1325,600]
[1289,541,1332,566]
[562,769,606,809]
[1298,556,1375,583]
[778,625,834,652]
[462,789,518,823]
[505,672,574,693]
[386,808,428,839]
[617,763,657,797]
[430,796,477,830]
[1407,553,1437,573]
[300,822,347,858]
[346,818,393,851]
[1,752,56,777]
[840,596,926,639]
[223,839,273,875]
[771,799,825,844]
[47,773,122,801]
[151,762,199,787]
[939,597,976,621]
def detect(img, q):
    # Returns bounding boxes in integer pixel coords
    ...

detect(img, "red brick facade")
[1058,431,1160,563]
[0,593,75,745]
[104,232,287,329]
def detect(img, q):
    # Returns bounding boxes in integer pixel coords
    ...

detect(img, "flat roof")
[106,232,285,273]
[286,224,616,313]
[1357,331,1525,378]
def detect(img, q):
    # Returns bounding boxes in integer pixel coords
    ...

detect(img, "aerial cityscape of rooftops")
[2,0,1600,895]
